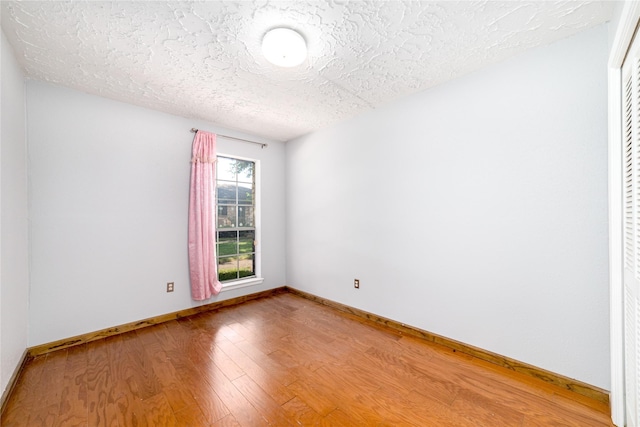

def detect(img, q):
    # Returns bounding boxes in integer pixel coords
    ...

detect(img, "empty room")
[0,1,635,426]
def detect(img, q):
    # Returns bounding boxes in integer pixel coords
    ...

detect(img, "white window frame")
[216,152,264,291]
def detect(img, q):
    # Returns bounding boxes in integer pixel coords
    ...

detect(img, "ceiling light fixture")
[262,28,307,67]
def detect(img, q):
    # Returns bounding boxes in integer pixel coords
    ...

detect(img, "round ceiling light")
[262,28,307,67]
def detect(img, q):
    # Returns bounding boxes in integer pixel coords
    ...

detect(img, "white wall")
[26,81,286,346]
[286,24,610,389]
[608,1,625,52]
[1,29,29,394]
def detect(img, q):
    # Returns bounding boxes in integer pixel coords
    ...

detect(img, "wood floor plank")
[231,374,294,426]
[26,403,59,427]
[314,364,381,403]
[200,364,268,427]
[280,396,323,425]
[522,411,611,427]
[371,384,480,427]
[123,394,149,427]
[1,400,32,427]
[422,348,611,425]
[286,378,338,416]
[12,354,48,404]
[149,323,179,350]
[86,341,117,427]
[35,361,67,410]
[144,344,180,389]
[210,413,242,427]
[215,340,296,406]
[140,392,178,426]
[135,327,161,348]
[162,385,198,414]
[173,403,211,426]
[233,339,299,386]
[273,335,329,372]
[362,344,460,405]
[56,344,89,427]
[299,364,421,425]
[109,379,142,427]
[118,334,162,401]
[4,292,613,426]
[208,342,245,381]
[161,320,191,350]
[459,346,607,414]
[226,321,258,342]
[192,388,229,425]
[169,358,229,423]
[450,388,525,426]
[323,407,374,426]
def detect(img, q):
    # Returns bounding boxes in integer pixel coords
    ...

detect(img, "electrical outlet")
[354,279,360,289]
[167,282,174,293]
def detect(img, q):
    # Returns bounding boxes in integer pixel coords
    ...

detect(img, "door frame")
[610,3,640,426]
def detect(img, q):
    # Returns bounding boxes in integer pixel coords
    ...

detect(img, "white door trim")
[610,3,640,426]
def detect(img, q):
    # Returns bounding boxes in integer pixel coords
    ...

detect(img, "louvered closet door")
[623,28,640,427]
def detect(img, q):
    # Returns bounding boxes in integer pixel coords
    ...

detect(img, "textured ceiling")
[1,1,614,142]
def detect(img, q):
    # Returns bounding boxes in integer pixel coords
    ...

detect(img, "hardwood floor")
[2,292,613,426]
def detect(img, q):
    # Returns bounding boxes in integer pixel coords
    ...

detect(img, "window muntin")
[216,156,256,282]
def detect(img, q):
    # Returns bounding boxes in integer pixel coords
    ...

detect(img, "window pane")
[238,253,255,278]
[217,157,236,181]
[215,156,256,283]
[217,230,237,256]
[218,205,236,228]
[236,160,254,183]
[218,256,238,281]
[237,206,254,227]
[217,183,236,205]
[239,230,255,254]
[238,183,253,205]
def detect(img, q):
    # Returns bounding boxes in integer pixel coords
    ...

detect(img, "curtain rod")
[190,128,268,149]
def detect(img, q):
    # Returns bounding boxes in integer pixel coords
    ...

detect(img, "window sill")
[220,277,264,292]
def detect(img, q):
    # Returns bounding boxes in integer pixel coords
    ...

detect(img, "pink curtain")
[188,130,222,300]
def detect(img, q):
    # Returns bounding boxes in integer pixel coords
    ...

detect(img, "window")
[216,156,258,283]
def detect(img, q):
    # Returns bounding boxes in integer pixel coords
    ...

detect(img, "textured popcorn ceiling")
[1,1,613,141]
